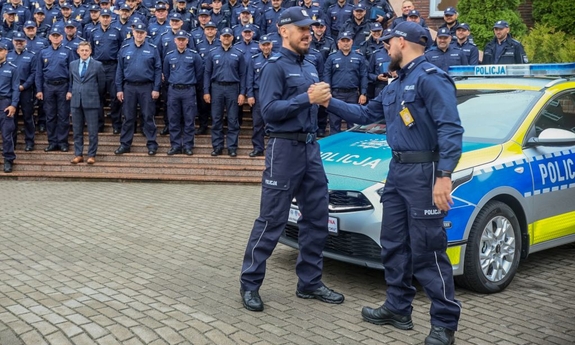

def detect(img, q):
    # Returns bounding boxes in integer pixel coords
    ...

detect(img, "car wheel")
[455,200,521,294]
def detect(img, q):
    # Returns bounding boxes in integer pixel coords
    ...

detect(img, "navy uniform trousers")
[167,85,197,150]
[240,138,329,292]
[211,82,240,150]
[120,82,158,150]
[44,82,70,147]
[100,62,122,132]
[250,89,265,152]
[328,89,358,133]
[381,160,461,330]
[14,87,35,147]
[0,98,16,162]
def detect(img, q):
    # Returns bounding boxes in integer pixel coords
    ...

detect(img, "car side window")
[534,91,575,135]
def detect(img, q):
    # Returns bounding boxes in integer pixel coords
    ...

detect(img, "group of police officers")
[0,0,528,172]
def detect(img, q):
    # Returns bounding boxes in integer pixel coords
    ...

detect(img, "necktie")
[80,61,87,79]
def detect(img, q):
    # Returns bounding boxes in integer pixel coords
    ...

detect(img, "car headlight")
[291,191,374,212]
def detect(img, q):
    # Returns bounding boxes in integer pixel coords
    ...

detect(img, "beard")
[389,50,402,72]
[289,38,310,56]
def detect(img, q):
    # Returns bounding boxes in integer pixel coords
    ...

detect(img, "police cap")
[242,24,254,32]
[493,20,509,29]
[100,9,112,16]
[407,9,419,17]
[5,7,16,15]
[240,7,251,13]
[60,3,72,9]
[133,23,147,32]
[259,35,271,44]
[175,30,188,39]
[204,21,217,28]
[0,42,8,50]
[169,13,182,21]
[381,21,428,47]
[119,4,131,11]
[198,9,210,16]
[370,22,383,31]
[353,3,366,11]
[64,20,76,28]
[49,27,63,36]
[34,8,45,14]
[220,27,233,36]
[337,31,352,41]
[444,6,457,15]
[455,22,470,31]
[436,28,451,38]
[12,32,26,41]
[278,6,318,27]
[24,20,37,28]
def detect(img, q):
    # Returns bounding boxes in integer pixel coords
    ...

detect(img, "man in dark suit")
[66,41,105,164]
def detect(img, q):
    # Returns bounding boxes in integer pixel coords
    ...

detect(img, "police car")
[280,63,575,294]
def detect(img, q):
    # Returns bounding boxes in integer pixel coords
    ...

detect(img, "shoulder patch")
[421,62,438,74]
[166,50,174,55]
[8,62,17,68]
[268,55,281,62]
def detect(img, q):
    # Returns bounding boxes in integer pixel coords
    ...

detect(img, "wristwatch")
[436,170,452,178]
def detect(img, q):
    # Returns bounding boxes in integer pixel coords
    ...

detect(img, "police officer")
[0,42,20,173]
[33,8,52,38]
[1,7,22,38]
[310,18,335,62]
[171,0,195,32]
[358,22,384,60]
[482,20,528,65]
[234,24,259,63]
[23,21,49,53]
[326,0,353,41]
[203,27,246,157]
[301,0,326,23]
[36,27,73,153]
[425,28,468,73]
[341,3,370,48]
[438,6,459,41]
[363,0,394,27]
[190,9,211,45]
[324,21,463,345]
[239,7,344,312]
[260,0,283,35]
[163,30,203,156]
[148,3,170,40]
[114,23,161,155]
[195,21,219,135]
[4,0,31,28]
[390,0,427,29]
[209,0,231,31]
[8,32,37,152]
[82,5,100,40]
[63,20,84,60]
[114,4,134,40]
[367,44,391,98]
[90,8,124,134]
[41,0,61,29]
[246,34,272,157]
[232,7,260,42]
[405,10,433,50]
[451,23,479,65]
[324,31,367,133]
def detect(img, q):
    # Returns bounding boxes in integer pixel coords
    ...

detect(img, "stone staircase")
[0,108,266,184]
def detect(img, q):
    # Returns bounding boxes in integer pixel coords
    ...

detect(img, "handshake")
[307,82,332,108]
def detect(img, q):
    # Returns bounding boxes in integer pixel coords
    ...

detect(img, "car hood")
[319,132,501,190]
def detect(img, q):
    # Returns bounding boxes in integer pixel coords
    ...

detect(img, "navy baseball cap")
[204,21,217,28]
[134,23,147,32]
[260,35,271,43]
[382,21,428,46]
[353,3,366,11]
[60,3,72,9]
[24,20,37,28]
[240,7,251,13]
[176,0,187,2]
[12,32,26,41]
[370,22,383,31]
[493,20,509,29]
[34,8,45,14]
[89,5,100,11]
[119,4,131,10]
[338,31,352,40]
[316,18,326,26]
[49,27,63,35]
[436,27,451,38]
[64,20,76,27]
[455,22,470,31]
[444,6,457,15]
[175,30,188,38]
[242,24,254,32]
[0,42,8,50]
[278,6,318,27]
[155,3,167,10]
[169,13,182,21]
[100,8,112,16]
[100,0,110,3]
[198,9,210,15]
[220,27,233,36]
[407,9,420,17]
[5,7,16,14]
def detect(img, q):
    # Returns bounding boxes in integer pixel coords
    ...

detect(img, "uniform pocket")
[411,207,447,252]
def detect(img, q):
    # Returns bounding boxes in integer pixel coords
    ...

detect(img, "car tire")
[455,200,521,294]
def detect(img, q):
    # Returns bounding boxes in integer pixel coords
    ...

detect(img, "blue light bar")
[449,63,575,77]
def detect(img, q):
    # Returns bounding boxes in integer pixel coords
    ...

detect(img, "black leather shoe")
[361,305,413,330]
[148,148,157,155]
[113,128,121,135]
[4,160,13,173]
[184,148,193,156]
[25,145,34,152]
[167,147,182,155]
[425,325,455,345]
[211,148,223,156]
[248,150,263,157]
[44,144,59,152]
[114,146,130,155]
[60,145,69,152]
[38,124,46,133]
[240,289,263,312]
[160,126,169,135]
[196,126,208,135]
[296,285,344,304]
[228,149,237,157]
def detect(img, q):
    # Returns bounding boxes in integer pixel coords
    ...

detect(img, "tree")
[456,0,527,50]
[532,0,575,37]
[520,24,575,63]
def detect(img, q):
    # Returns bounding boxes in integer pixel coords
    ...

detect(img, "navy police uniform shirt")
[158,29,197,58]
[196,37,220,60]
[367,48,390,83]
[0,60,21,107]
[258,47,320,134]
[451,39,479,65]
[24,35,49,53]
[310,34,336,61]
[359,36,383,60]
[7,49,37,90]
[35,44,73,92]
[115,40,162,92]
[261,7,284,34]
[90,25,123,61]
[202,45,246,95]
[482,35,528,65]
[326,2,353,35]
[424,45,468,73]
[163,48,203,86]
[324,50,368,95]
[246,52,270,98]
[326,55,463,172]
[234,39,260,64]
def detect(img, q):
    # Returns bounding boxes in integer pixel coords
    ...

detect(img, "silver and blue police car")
[280,63,575,294]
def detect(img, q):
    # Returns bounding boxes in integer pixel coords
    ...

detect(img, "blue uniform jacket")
[482,35,528,65]
[196,37,221,60]
[115,40,162,92]
[163,48,203,86]
[451,39,479,65]
[90,25,123,61]
[424,46,468,73]
[261,7,283,34]
[326,55,463,172]
[324,50,367,94]
[258,47,320,133]
[24,35,49,54]
[203,45,247,95]
[310,34,336,61]
[326,2,353,34]
[0,61,21,107]
[367,48,390,82]
[246,52,270,98]
[35,44,73,92]
[7,49,36,90]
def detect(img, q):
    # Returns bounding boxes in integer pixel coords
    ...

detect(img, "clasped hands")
[307,82,331,108]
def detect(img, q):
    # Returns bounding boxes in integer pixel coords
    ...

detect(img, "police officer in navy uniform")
[438,6,459,41]
[324,21,463,345]
[8,32,37,152]
[310,18,335,61]
[0,42,20,173]
[451,23,478,65]
[358,22,384,61]
[245,34,272,157]
[36,27,73,152]
[114,23,161,155]
[163,30,203,156]
[203,27,246,157]
[341,3,370,48]
[367,45,391,98]
[23,21,49,54]
[239,6,344,313]
[260,0,283,34]
[323,31,367,133]
[326,0,353,41]
[482,20,528,65]
[90,8,124,134]
[424,28,468,73]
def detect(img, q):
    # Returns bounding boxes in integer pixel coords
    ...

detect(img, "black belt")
[0,96,10,100]
[214,81,238,86]
[99,60,117,65]
[126,81,152,86]
[333,88,358,93]
[46,79,68,85]
[171,84,195,89]
[392,151,439,164]
[270,132,316,144]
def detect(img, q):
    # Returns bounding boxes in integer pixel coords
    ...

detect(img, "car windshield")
[350,88,541,143]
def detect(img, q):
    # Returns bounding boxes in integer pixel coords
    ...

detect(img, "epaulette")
[121,42,130,48]
[251,52,260,59]
[189,48,198,54]
[149,43,157,48]
[421,62,438,74]
[8,62,17,68]
[327,51,338,56]
[77,36,86,41]
[166,50,174,55]
[159,29,170,37]
[267,55,281,62]
[209,46,218,52]
[89,27,98,32]
[310,47,320,53]
[63,45,73,51]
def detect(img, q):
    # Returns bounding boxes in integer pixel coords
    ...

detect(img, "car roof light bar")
[448,63,575,77]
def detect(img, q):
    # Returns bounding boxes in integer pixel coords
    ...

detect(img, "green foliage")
[456,0,527,49]
[519,23,575,63]
[532,0,575,36]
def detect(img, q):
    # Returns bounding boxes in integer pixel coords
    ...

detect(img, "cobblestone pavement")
[0,181,574,345]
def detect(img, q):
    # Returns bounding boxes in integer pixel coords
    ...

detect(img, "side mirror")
[527,128,575,147]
